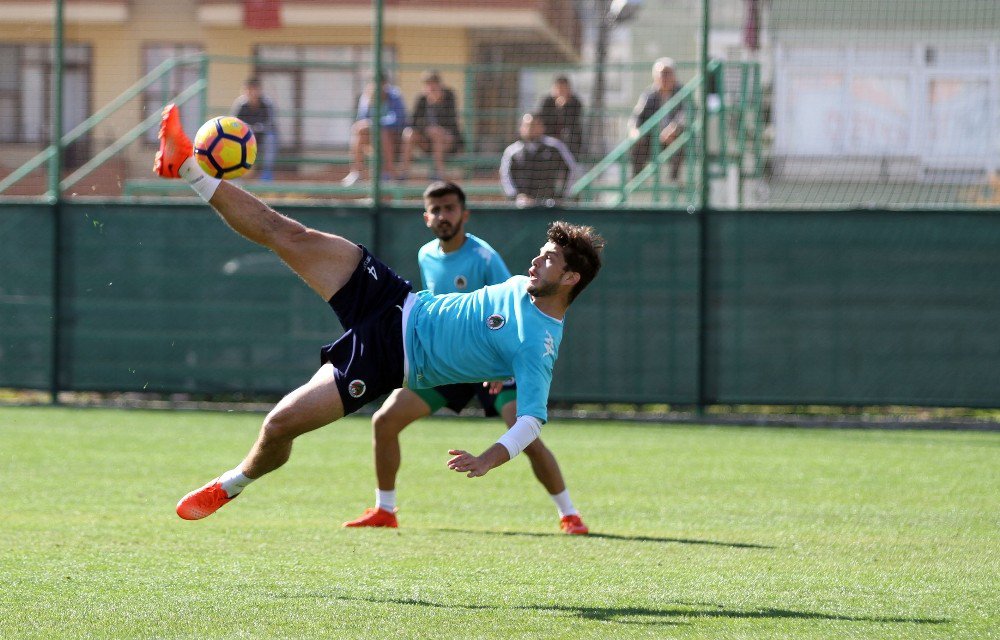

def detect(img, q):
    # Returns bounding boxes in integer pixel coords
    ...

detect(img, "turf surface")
[1,407,997,639]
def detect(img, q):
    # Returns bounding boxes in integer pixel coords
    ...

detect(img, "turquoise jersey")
[417,233,512,294]
[404,275,563,422]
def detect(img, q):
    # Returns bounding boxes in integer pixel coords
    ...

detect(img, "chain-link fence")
[1,1,997,209]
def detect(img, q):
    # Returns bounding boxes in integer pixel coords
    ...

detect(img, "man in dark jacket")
[538,75,584,159]
[231,77,277,180]
[628,57,686,180]
[401,70,462,181]
[500,113,579,207]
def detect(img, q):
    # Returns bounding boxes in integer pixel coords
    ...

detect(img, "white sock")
[218,467,253,498]
[550,489,578,517]
[376,489,397,512]
[178,156,221,202]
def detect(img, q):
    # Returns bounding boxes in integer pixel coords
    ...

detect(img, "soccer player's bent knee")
[260,411,302,445]
[372,408,408,440]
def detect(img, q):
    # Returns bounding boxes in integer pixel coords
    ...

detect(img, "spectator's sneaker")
[560,514,589,535]
[342,507,398,528]
[153,104,193,178]
[176,480,236,520]
[340,171,363,186]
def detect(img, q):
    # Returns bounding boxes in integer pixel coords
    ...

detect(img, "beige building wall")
[0,0,570,192]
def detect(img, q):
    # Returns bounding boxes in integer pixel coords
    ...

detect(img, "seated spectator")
[342,74,407,186]
[400,70,462,181]
[538,75,584,159]
[628,57,685,180]
[231,77,277,181]
[500,112,579,208]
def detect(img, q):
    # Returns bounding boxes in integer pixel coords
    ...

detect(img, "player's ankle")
[219,466,254,498]
[376,488,397,512]
[179,157,221,202]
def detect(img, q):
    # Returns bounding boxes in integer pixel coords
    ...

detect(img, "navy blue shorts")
[413,379,517,417]
[320,246,412,416]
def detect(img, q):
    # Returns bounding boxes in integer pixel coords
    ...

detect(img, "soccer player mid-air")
[342,180,589,534]
[153,105,603,523]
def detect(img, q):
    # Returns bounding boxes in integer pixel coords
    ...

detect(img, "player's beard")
[527,279,560,298]
[434,220,462,242]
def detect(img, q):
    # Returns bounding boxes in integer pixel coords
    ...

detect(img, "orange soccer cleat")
[342,507,398,528]
[560,514,589,535]
[153,104,193,178]
[176,480,236,520]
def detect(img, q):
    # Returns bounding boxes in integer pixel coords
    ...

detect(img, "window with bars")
[0,43,91,146]
[252,45,396,150]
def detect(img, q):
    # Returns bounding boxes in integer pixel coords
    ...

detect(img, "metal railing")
[0,54,763,207]
[0,54,208,196]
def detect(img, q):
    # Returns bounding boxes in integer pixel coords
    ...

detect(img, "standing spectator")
[231,77,277,181]
[538,75,584,159]
[500,112,579,208]
[400,70,463,182]
[342,74,407,186]
[628,57,686,180]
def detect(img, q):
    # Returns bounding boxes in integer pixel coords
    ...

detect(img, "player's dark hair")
[548,221,604,303]
[423,180,466,208]
[554,75,570,85]
[245,76,260,88]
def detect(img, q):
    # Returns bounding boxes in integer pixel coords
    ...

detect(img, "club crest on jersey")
[348,379,367,398]
[454,275,468,290]
[486,314,506,330]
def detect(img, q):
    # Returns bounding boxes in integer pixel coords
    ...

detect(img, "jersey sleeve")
[511,340,556,423]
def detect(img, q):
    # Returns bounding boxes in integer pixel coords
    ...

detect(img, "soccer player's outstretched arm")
[446,415,541,477]
[447,345,551,478]
[446,443,509,478]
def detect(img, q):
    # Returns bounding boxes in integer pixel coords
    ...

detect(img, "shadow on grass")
[431,527,775,549]
[527,602,948,625]
[276,593,948,627]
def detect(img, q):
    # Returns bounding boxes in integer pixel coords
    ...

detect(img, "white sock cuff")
[178,156,221,202]
[376,489,397,512]
[218,467,253,498]
[550,489,578,517]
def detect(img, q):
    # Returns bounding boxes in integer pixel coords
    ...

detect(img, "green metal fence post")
[49,0,66,404]
[696,0,712,414]
[48,0,64,200]
[199,53,210,124]
[371,0,384,225]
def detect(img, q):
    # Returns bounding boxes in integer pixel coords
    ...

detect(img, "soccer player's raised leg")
[343,388,433,528]
[155,104,362,301]
[157,104,362,519]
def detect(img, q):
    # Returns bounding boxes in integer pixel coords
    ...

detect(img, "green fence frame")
[2,201,999,409]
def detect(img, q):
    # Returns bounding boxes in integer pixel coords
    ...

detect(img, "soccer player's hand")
[483,380,504,395]
[447,449,490,478]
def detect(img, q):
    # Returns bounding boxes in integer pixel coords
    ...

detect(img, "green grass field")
[1,407,997,639]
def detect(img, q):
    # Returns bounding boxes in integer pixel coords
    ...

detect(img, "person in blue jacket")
[342,73,407,185]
